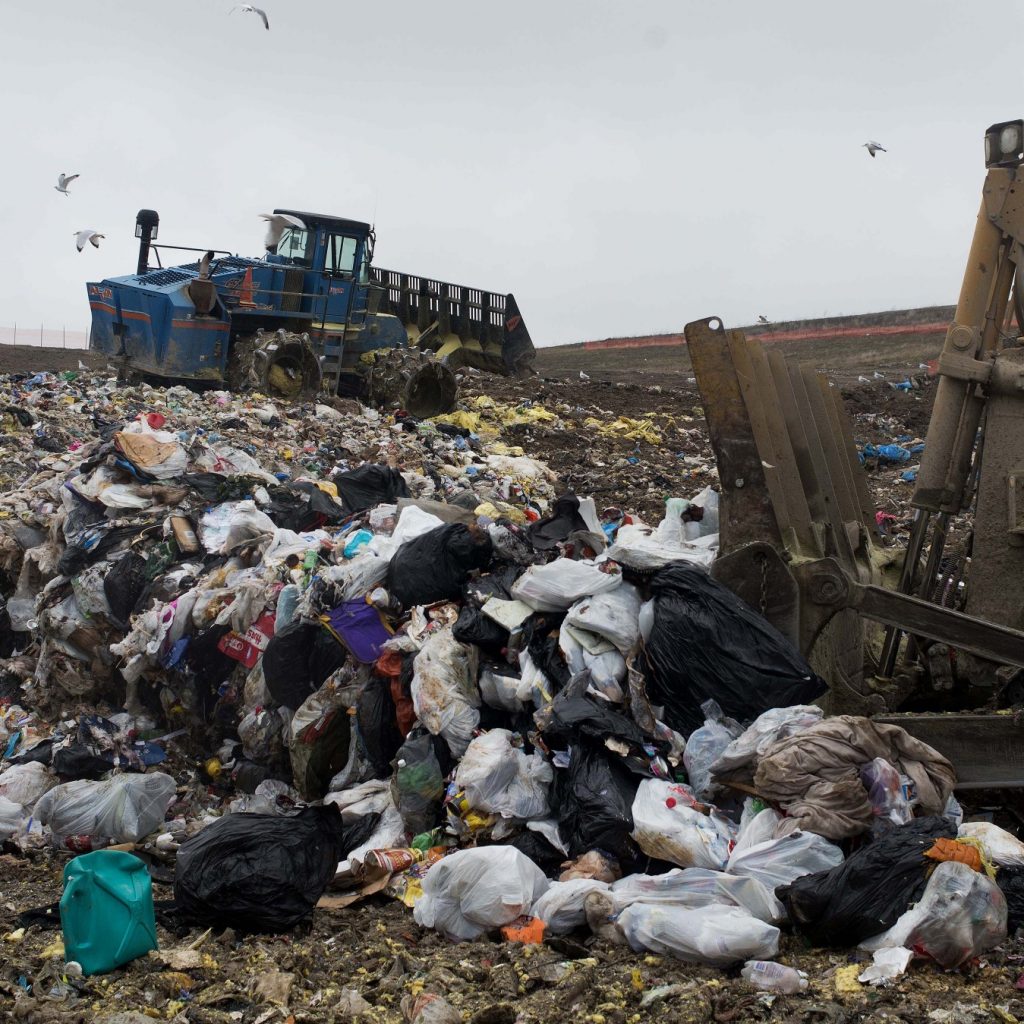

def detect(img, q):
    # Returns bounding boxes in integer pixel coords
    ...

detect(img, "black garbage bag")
[357,676,404,778]
[104,551,148,628]
[263,621,348,708]
[452,605,508,655]
[997,867,1024,931]
[174,805,378,932]
[529,494,590,551]
[541,695,666,775]
[266,482,346,532]
[554,743,640,863]
[641,563,828,735]
[777,816,955,947]
[509,829,566,877]
[386,524,493,608]
[333,464,409,515]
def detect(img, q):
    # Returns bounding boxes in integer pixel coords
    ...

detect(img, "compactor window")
[277,227,312,265]
[325,234,358,276]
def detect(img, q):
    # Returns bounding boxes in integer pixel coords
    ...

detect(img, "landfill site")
[13,9,1024,1023]
[7,234,1024,1024]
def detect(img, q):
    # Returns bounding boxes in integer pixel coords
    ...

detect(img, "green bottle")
[60,851,158,975]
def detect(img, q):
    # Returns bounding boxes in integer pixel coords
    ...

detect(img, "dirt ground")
[2,336,1018,1024]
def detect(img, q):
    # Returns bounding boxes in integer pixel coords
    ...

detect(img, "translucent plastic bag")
[683,700,742,802]
[860,861,1007,968]
[860,757,914,828]
[413,846,550,941]
[727,830,844,890]
[711,704,824,785]
[511,560,622,613]
[958,821,1024,867]
[0,761,55,809]
[478,669,526,713]
[630,779,734,870]
[531,878,610,934]
[34,772,176,843]
[617,902,780,966]
[410,630,480,757]
[454,729,552,820]
[732,801,784,857]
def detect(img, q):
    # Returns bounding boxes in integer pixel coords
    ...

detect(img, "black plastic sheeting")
[333,464,409,515]
[174,805,378,932]
[262,621,348,708]
[529,494,590,551]
[642,563,828,735]
[777,816,955,947]
[386,524,493,608]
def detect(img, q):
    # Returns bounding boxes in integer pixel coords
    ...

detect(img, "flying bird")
[757,314,769,324]
[863,141,887,158]
[74,229,104,252]
[259,212,306,252]
[55,173,80,197]
[231,4,269,29]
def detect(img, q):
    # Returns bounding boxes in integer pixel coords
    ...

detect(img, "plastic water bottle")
[741,960,809,993]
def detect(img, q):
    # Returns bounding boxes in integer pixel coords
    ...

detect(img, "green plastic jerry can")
[60,850,158,975]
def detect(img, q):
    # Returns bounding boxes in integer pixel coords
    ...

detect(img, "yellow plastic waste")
[583,415,662,445]
[475,500,528,524]
[314,481,339,498]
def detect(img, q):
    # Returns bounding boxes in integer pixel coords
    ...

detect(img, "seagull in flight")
[231,4,269,29]
[862,141,887,158]
[75,229,104,252]
[55,173,80,197]
[757,314,769,324]
[259,212,306,252]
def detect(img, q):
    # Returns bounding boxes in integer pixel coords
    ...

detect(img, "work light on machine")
[985,120,1024,168]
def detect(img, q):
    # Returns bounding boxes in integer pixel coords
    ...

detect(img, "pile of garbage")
[0,367,1016,1001]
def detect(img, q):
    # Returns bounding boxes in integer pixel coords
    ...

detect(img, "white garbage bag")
[630,779,734,869]
[683,700,742,802]
[860,861,1007,968]
[324,779,392,822]
[34,772,176,844]
[344,800,407,870]
[732,801,784,857]
[610,868,783,923]
[410,630,480,757]
[564,584,642,654]
[511,561,622,612]
[605,521,718,572]
[0,795,27,842]
[478,669,526,713]
[413,847,549,941]
[559,624,626,703]
[727,830,844,890]
[617,902,780,966]
[531,878,610,934]
[454,729,552,820]
[0,761,55,809]
[958,821,1024,867]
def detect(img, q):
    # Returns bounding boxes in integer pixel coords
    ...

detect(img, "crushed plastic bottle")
[741,960,809,993]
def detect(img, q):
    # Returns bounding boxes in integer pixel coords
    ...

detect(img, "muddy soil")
[3,853,1023,1024]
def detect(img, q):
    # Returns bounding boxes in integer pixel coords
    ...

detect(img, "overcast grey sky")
[2,0,1022,345]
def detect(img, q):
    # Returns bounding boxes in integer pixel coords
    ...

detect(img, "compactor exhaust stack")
[135,209,159,277]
